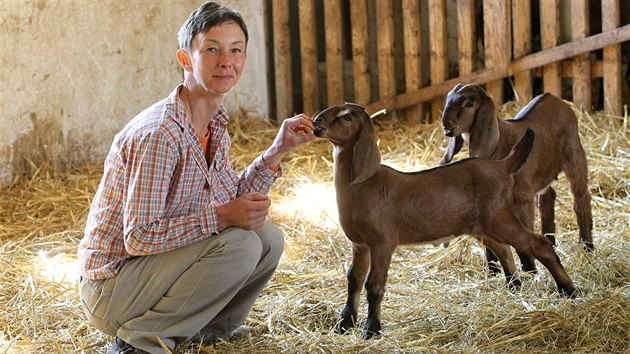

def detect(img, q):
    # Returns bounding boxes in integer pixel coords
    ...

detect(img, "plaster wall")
[0,0,269,185]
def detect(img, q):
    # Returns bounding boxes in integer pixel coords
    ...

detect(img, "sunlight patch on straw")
[35,250,78,285]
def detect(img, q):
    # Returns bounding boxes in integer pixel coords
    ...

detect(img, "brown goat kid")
[312,103,576,340]
[439,84,593,274]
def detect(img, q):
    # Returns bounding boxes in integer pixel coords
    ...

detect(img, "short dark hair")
[178,1,248,51]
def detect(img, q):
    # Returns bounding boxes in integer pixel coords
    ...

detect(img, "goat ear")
[439,135,464,165]
[469,96,500,158]
[351,120,381,185]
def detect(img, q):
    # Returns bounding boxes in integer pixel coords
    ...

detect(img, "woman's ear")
[176,49,193,72]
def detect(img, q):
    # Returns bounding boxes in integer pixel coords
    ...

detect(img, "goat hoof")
[334,318,354,335]
[362,319,381,340]
[487,262,502,276]
[582,241,595,252]
[362,329,380,340]
[560,286,578,299]
[506,277,522,291]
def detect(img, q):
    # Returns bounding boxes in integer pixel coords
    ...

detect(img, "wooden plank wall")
[270,0,627,123]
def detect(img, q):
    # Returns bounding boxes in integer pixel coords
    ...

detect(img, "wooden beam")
[571,0,592,111]
[510,24,630,74]
[456,0,476,75]
[350,0,370,105]
[366,69,498,113]
[366,19,630,116]
[512,0,533,104]
[429,0,447,121]
[298,0,320,116]
[376,0,396,101]
[324,0,344,106]
[272,0,293,122]
[402,0,423,124]
[540,0,562,96]
[602,0,622,116]
[484,0,510,104]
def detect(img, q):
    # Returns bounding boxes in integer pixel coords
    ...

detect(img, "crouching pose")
[77,2,316,353]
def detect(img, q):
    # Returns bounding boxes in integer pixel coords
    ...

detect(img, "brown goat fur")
[313,103,576,339]
[439,84,593,274]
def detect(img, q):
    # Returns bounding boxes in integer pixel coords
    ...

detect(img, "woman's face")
[188,21,247,96]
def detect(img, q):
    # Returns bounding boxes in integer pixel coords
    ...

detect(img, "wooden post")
[602,0,622,116]
[402,0,423,124]
[571,0,592,111]
[376,0,396,102]
[512,0,533,104]
[456,0,476,76]
[272,0,293,122]
[540,0,562,97]
[350,0,370,105]
[324,0,344,106]
[429,0,447,122]
[483,0,510,105]
[298,0,320,116]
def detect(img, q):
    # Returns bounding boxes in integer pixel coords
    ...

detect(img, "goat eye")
[464,101,475,108]
[342,114,352,121]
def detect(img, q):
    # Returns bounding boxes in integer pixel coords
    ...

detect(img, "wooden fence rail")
[270,0,628,123]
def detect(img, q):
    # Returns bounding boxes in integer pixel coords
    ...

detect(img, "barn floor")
[1,104,628,353]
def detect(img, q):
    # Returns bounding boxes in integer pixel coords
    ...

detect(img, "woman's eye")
[231,48,243,54]
[206,47,218,53]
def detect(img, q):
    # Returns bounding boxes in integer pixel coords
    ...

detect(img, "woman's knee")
[220,228,264,263]
[255,222,285,261]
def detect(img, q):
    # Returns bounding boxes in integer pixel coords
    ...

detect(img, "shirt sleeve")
[237,154,282,196]
[122,130,211,256]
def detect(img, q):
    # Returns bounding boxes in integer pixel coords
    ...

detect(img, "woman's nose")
[218,50,232,68]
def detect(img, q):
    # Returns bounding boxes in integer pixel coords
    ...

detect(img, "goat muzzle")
[313,127,325,137]
[443,127,457,137]
[312,116,326,137]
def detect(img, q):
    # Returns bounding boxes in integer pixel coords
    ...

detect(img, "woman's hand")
[262,113,317,167]
[215,193,271,230]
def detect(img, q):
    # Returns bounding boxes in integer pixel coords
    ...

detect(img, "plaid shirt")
[78,85,281,280]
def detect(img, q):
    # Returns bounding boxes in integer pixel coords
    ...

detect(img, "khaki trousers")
[79,222,284,353]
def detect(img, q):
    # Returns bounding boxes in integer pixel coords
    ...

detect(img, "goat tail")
[504,128,535,174]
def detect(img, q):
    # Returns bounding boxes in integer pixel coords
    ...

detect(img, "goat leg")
[482,239,521,290]
[362,247,393,340]
[336,243,370,335]
[493,212,577,297]
[564,138,594,252]
[484,248,503,275]
[567,170,594,251]
[523,233,577,297]
[513,190,538,273]
[539,187,557,246]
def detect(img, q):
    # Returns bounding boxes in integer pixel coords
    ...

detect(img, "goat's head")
[313,103,381,184]
[441,84,495,137]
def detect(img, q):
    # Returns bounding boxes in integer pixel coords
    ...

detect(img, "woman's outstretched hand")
[262,113,317,167]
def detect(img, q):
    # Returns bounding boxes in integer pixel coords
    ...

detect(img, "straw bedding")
[1,102,628,353]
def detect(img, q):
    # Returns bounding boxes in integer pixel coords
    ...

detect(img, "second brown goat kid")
[439,84,593,274]
[312,103,577,340]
